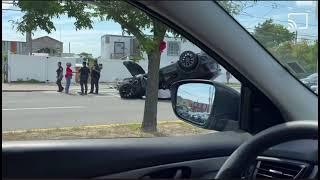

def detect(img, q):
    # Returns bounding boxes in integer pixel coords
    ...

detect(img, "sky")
[178,83,215,104]
[2,1,318,58]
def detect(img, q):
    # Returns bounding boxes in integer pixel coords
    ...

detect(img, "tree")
[270,40,318,74]
[92,1,168,132]
[218,1,256,15]
[79,52,95,66]
[37,47,57,54]
[2,53,8,62]
[252,20,317,76]
[253,19,296,48]
[92,1,250,132]
[12,1,250,132]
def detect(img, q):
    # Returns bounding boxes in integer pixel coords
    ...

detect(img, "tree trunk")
[140,20,167,132]
[141,51,161,132]
[26,31,32,55]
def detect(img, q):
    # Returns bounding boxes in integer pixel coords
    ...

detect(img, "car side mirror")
[170,80,240,131]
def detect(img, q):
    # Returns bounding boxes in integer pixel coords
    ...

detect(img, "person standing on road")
[89,60,101,94]
[56,62,64,92]
[65,62,74,94]
[79,61,90,95]
[226,71,231,84]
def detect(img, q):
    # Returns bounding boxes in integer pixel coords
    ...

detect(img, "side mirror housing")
[170,80,240,131]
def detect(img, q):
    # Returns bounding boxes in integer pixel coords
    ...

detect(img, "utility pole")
[69,42,70,53]
[60,25,61,42]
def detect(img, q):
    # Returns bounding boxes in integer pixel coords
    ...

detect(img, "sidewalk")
[2,83,116,92]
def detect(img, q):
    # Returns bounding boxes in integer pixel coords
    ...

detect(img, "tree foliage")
[218,1,256,15]
[79,52,95,66]
[253,19,296,48]
[252,19,317,75]
[13,1,93,35]
[2,53,8,62]
[269,41,318,73]
[37,47,57,54]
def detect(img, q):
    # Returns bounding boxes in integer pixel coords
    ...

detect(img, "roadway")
[2,90,178,131]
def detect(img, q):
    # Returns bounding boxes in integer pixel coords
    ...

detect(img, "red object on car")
[160,40,166,53]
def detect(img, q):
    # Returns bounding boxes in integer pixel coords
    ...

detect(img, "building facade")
[2,36,63,57]
[32,36,63,56]
[2,41,28,55]
[101,34,140,60]
[100,34,201,67]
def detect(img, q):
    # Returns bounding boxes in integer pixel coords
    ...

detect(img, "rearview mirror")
[170,80,240,131]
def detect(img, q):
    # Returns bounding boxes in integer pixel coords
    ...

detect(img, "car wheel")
[119,83,136,98]
[178,50,199,72]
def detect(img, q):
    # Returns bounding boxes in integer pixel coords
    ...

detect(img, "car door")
[2,1,317,179]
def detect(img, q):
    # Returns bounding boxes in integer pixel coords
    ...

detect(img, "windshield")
[218,1,318,94]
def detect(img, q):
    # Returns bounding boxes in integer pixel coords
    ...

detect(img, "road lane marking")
[94,93,120,98]
[2,106,86,111]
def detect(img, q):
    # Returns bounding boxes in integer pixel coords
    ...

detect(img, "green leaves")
[217,1,256,16]
[253,19,318,73]
[13,0,251,57]
[253,19,296,48]
[13,0,94,34]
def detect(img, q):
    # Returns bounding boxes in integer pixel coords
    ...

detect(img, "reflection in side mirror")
[176,83,215,125]
[171,80,240,131]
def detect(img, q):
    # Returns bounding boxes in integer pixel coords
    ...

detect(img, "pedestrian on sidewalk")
[56,62,64,92]
[79,61,90,95]
[65,62,74,94]
[89,60,101,94]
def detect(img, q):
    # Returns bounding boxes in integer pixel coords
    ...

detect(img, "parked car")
[117,51,221,99]
[300,73,318,88]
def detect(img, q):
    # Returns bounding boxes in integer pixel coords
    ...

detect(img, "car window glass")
[2,1,241,141]
[218,1,318,94]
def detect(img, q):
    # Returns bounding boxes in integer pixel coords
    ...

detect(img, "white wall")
[7,53,148,83]
[98,59,148,82]
[8,53,240,84]
[8,53,79,83]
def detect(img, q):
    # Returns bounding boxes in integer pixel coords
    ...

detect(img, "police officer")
[89,60,101,94]
[79,61,90,95]
[56,62,64,92]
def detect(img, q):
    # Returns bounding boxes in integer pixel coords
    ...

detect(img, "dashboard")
[252,139,318,179]
[94,139,318,179]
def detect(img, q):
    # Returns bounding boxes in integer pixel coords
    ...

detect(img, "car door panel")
[3,131,251,178]
[95,156,228,179]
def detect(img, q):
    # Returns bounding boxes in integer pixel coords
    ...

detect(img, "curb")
[2,87,116,93]
[2,89,57,92]
[3,120,183,133]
